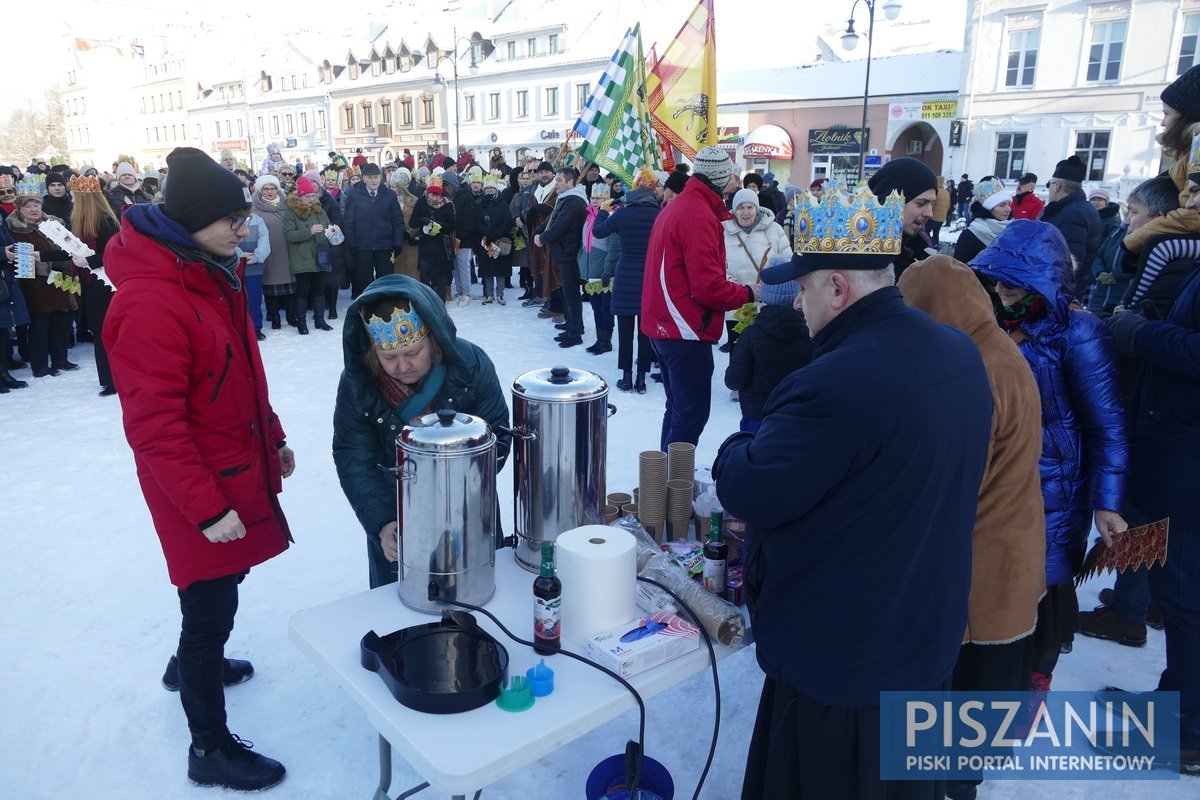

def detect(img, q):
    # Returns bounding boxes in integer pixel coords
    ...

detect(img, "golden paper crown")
[483,172,505,191]
[792,183,905,258]
[365,307,429,351]
[69,175,102,193]
[1189,126,1200,177]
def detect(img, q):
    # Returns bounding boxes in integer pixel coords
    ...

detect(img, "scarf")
[583,205,599,253]
[967,217,1009,247]
[376,363,447,420]
[996,294,1047,332]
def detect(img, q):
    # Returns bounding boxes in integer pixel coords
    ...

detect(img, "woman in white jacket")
[720,188,791,352]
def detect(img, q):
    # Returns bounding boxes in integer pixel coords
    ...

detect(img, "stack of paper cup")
[667,442,696,482]
[666,479,695,540]
[637,450,667,535]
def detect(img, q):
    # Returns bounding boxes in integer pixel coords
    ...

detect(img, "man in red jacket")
[642,146,760,449]
[103,147,294,792]
[1011,172,1045,221]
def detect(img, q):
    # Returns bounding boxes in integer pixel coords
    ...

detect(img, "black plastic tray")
[361,610,509,714]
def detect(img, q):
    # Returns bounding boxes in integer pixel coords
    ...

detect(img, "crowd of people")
[3,64,1199,799]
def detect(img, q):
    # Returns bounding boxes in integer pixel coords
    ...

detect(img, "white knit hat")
[732,188,760,212]
[254,174,281,193]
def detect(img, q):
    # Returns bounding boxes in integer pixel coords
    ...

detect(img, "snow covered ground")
[0,283,1191,799]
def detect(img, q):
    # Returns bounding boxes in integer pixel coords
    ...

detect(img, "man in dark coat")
[758,172,787,216]
[1105,264,1200,774]
[868,157,938,279]
[713,194,993,798]
[342,162,406,297]
[1039,155,1102,296]
[957,173,974,221]
[535,167,589,347]
[103,148,292,791]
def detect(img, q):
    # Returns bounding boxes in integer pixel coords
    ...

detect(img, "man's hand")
[278,445,295,478]
[4,244,15,262]
[379,521,400,562]
[1094,509,1128,548]
[202,509,246,543]
[1105,311,1148,357]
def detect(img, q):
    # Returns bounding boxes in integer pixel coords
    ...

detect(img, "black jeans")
[177,571,246,749]
[558,259,584,337]
[28,310,71,372]
[82,282,114,388]
[351,250,393,298]
[616,315,652,374]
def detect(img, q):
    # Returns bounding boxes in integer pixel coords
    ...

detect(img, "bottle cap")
[496,675,535,712]
[526,659,555,697]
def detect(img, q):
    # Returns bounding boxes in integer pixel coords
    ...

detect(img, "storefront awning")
[742,124,794,160]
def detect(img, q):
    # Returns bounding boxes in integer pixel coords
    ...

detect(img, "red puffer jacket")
[103,218,291,589]
[640,178,754,342]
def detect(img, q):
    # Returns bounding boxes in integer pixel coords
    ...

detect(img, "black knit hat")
[360,162,382,177]
[664,170,688,195]
[45,172,67,187]
[1017,172,1038,186]
[1052,155,1086,183]
[1162,64,1200,122]
[163,147,253,233]
[868,157,937,203]
[536,161,554,172]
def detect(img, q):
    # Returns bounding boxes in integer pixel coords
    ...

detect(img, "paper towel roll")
[556,525,638,645]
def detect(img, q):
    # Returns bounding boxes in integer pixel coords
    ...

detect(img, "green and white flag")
[572,24,662,185]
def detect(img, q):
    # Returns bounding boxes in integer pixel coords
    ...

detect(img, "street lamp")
[430,27,488,159]
[843,0,902,180]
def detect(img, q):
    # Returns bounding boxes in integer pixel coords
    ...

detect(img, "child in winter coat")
[724,278,813,433]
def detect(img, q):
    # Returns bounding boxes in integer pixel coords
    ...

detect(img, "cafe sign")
[808,127,868,154]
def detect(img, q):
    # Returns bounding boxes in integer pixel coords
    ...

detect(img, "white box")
[586,611,699,679]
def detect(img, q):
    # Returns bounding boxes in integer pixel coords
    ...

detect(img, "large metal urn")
[395,409,497,613]
[511,366,614,572]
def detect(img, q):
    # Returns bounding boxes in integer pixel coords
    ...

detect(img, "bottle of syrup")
[533,541,562,655]
[703,510,728,597]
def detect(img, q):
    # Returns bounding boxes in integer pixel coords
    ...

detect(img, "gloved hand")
[601,270,613,289]
[1105,310,1148,357]
[1096,272,1116,285]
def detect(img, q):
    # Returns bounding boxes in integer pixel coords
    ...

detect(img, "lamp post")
[842,0,902,181]
[430,27,485,159]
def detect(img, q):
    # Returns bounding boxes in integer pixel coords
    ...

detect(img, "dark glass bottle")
[533,541,562,655]
[703,510,728,597]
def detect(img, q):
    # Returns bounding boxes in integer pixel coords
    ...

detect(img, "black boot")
[586,328,613,355]
[295,297,309,335]
[313,296,332,331]
[0,331,25,388]
[616,370,633,392]
[635,372,647,394]
[285,296,299,328]
[162,654,254,692]
[718,320,739,353]
[188,734,286,791]
[325,286,338,319]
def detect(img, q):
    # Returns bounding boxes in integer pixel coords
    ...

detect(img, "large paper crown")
[69,175,102,193]
[1189,126,1200,177]
[483,171,505,191]
[365,306,429,351]
[792,183,904,258]
[16,173,45,200]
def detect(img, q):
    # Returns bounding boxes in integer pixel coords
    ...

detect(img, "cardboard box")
[586,611,700,679]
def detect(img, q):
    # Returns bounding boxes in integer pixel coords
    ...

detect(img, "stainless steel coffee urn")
[512,366,613,572]
[395,409,497,613]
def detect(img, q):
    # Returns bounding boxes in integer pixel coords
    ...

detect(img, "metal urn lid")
[400,409,493,453]
[512,366,609,403]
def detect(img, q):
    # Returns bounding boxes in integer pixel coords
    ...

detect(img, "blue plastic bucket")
[585,753,674,800]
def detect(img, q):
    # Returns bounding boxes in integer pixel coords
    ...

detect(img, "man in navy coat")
[714,186,994,799]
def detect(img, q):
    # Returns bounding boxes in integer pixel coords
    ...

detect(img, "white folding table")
[289,553,744,799]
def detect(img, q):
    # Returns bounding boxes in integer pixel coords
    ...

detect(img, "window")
[237,119,243,136]
[1087,20,1126,82]
[343,105,355,131]
[1180,14,1200,75]
[463,95,475,122]
[549,34,559,54]
[993,132,1027,180]
[380,102,392,124]
[1005,29,1038,87]
[317,109,326,130]
[422,97,435,124]
[299,112,308,133]
[528,37,537,57]
[545,87,558,116]
[1074,130,1110,181]
[507,41,516,61]
[256,116,264,133]
[398,56,410,73]
[361,103,374,128]
[400,99,413,126]
[372,59,382,77]
[286,115,293,134]
[271,115,280,135]
[488,92,501,120]
[516,89,528,117]
[576,83,589,113]
[223,120,231,138]
[386,57,395,74]
[214,121,222,137]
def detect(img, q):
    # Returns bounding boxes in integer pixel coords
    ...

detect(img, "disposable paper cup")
[621,502,638,518]
[604,504,620,525]
[607,492,632,507]
[666,479,695,517]
[668,515,693,541]
[667,442,696,482]
[633,488,640,503]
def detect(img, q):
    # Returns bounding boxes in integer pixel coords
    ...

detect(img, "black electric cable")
[636,576,721,800]
[429,590,646,795]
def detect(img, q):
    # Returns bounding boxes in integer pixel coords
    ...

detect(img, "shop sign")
[717,126,741,153]
[808,127,867,154]
[921,100,957,119]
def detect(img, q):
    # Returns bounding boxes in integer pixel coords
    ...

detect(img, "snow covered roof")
[720,50,962,106]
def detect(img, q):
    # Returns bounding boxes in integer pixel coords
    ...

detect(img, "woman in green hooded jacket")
[332,274,511,588]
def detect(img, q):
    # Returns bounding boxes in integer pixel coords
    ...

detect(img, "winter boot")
[284,296,299,327]
[718,320,739,353]
[325,285,339,319]
[0,332,26,389]
[616,370,633,392]
[1098,587,1164,630]
[496,289,506,305]
[188,734,286,791]
[162,654,254,692]
[295,297,309,335]
[1078,605,1148,647]
[313,296,332,331]
[635,372,648,394]
[587,328,613,355]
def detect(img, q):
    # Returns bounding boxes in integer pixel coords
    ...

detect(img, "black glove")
[1105,311,1148,357]
[601,270,614,288]
[392,247,404,261]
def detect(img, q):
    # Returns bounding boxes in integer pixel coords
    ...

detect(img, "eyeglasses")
[227,214,251,231]
[0,189,14,196]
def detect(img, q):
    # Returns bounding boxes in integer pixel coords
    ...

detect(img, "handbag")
[315,245,332,271]
[495,237,513,256]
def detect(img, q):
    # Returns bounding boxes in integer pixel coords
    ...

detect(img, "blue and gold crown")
[792,182,904,259]
[1189,126,1200,178]
[16,173,46,200]
[365,306,429,351]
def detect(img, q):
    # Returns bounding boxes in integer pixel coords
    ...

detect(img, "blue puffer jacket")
[971,220,1129,585]
[592,188,661,317]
